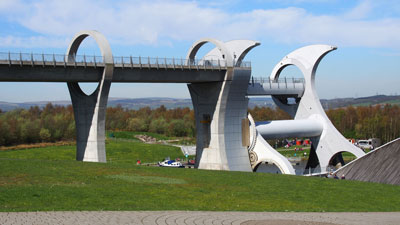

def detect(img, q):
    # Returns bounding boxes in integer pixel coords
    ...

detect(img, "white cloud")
[1,0,400,49]
[344,0,373,19]
[0,35,69,48]
[265,0,332,3]
[0,0,22,10]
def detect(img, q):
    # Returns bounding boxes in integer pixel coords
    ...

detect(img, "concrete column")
[189,68,252,171]
[66,30,114,162]
[186,39,260,172]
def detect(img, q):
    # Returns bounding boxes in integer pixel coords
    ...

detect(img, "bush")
[168,120,187,137]
[149,118,168,134]
[39,128,51,142]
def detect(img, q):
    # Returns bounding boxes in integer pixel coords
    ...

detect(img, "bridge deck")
[0,52,250,83]
[0,52,305,97]
[0,63,229,83]
[0,52,251,69]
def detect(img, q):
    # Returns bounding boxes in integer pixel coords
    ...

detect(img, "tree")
[39,128,51,142]
[168,120,187,137]
[127,118,147,132]
[149,118,168,134]
[0,120,10,145]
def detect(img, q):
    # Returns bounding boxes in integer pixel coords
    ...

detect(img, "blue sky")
[0,0,399,102]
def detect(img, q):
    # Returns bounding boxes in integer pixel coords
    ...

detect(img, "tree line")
[0,104,195,146]
[106,105,195,137]
[0,103,399,146]
[325,104,400,144]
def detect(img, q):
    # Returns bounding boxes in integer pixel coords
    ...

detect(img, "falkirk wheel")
[186,39,365,175]
[0,30,366,175]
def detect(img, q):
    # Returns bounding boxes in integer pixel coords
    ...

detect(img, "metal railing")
[251,77,304,84]
[250,76,305,89]
[0,52,251,69]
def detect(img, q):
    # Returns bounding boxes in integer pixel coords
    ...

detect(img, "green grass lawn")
[106,141,183,163]
[1,139,400,212]
[107,131,170,140]
[0,140,183,164]
[107,130,196,145]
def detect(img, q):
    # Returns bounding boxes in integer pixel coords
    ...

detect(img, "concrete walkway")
[1,211,399,225]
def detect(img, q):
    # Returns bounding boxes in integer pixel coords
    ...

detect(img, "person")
[341,174,346,180]
[327,172,333,178]
[334,174,339,179]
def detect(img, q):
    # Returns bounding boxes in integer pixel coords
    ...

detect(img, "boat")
[158,160,185,168]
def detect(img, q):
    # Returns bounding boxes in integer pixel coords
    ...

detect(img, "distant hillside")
[0,98,193,111]
[320,95,400,109]
[0,100,71,111]
[1,95,399,111]
[107,97,192,109]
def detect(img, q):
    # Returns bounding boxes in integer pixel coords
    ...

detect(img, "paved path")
[0,211,399,225]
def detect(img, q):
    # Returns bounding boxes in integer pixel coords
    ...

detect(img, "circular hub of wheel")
[249,151,258,166]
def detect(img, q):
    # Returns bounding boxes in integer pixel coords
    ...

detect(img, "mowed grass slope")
[1,140,400,212]
[0,140,183,163]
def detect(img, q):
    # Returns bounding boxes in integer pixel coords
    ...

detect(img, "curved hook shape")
[270,44,336,89]
[268,44,365,173]
[186,38,234,67]
[270,45,336,108]
[202,40,260,66]
[269,45,337,117]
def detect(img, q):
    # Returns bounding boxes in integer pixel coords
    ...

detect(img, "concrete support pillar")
[66,30,114,162]
[186,38,260,171]
[189,82,222,169]
[189,68,252,171]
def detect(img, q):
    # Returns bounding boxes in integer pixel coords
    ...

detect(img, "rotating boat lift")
[189,40,366,175]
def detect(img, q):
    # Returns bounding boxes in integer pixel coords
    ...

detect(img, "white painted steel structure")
[247,114,296,174]
[256,119,323,139]
[267,45,365,173]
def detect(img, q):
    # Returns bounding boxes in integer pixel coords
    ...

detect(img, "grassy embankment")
[1,132,399,212]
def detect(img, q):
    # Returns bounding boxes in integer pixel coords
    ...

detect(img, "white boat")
[158,160,185,168]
